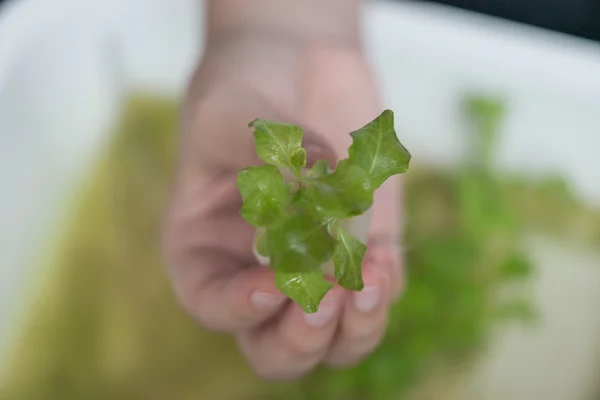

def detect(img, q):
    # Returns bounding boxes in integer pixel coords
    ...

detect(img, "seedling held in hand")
[237,110,411,313]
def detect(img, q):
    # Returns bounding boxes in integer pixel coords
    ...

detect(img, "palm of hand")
[163,39,403,380]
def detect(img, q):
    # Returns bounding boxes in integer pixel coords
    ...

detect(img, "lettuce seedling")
[237,110,411,313]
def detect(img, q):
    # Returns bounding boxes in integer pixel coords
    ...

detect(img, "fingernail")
[304,301,336,327]
[304,143,324,155]
[354,286,381,313]
[304,143,336,166]
[251,291,286,311]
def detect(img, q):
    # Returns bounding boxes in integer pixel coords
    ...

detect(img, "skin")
[161,0,404,381]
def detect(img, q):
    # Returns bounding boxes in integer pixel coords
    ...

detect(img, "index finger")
[183,82,337,173]
[367,173,405,301]
[165,236,289,332]
[162,177,289,332]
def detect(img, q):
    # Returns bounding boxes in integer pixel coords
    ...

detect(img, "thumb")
[302,130,338,170]
[367,173,405,301]
[183,82,337,172]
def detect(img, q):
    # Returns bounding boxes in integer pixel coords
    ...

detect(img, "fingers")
[367,239,404,304]
[183,82,337,173]
[164,175,255,259]
[303,131,338,168]
[167,79,340,348]
[163,158,291,333]
[320,174,405,368]
[168,248,289,332]
[236,286,345,380]
[368,173,405,301]
[183,84,273,171]
[230,242,400,377]
[323,254,392,367]
[370,174,403,251]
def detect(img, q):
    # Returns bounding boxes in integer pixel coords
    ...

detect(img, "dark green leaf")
[305,159,373,218]
[306,159,331,179]
[499,253,533,280]
[237,164,291,227]
[267,213,337,273]
[248,119,306,177]
[333,228,366,290]
[275,269,333,314]
[348,110,411,189]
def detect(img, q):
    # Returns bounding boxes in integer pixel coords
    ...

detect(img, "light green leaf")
[465,95,505,124]
[237,164,290,227]
[464,95,506,167]
[267,213,337,273]
[275,269,333,314]
[249,119,307,177]
[305,159,373,218]
[498,253,533,280]
[237,111,412,316]
[348,110,411,189]
[290,187,326,217]
[333,228,366,291]
[306,159,331,179]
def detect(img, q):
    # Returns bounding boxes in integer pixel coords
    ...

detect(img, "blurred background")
[1,0,600,399]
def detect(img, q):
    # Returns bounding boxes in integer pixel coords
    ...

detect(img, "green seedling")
[237,111,412,313]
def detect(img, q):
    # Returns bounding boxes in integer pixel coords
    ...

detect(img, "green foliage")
[249,119,307,178]
[266,213,337,273]
[275,270,334,314]
[333,227,367,291]
[239,110,411,313]
[237,165,291,227]
[1,95,266,400]
[348,109,411,189]
[262,94,539,400]
[306,159,331,179]
[303,159,374,218]
[464,95,505,168]
[4,94,599,400]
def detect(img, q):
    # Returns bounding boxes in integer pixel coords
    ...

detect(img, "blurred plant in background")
[279,95,539,400]
[1,93,599,400]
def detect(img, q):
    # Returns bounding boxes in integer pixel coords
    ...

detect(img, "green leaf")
[464,95,506,168]
[348,110,411,189]
[236,111,413,319]
[465,95,505,122]
[249,119,307,177]
[305,159,373,218]
[275,269,333,313]
[333,228,366,291]
[237,164,291,227]
[267,212,337,273]
[290,187,326,219]
[306,159,331,179]
[498,253,533,280]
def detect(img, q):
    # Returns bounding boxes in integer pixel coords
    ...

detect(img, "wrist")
[206,0,362,50]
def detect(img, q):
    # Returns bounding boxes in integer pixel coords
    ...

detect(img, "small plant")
[237,111,412,313]
[5,94,600,400]
[270,94,538,400]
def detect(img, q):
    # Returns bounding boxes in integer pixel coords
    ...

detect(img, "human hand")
[162,32,404,380]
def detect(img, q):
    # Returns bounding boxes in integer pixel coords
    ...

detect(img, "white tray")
[1,1,600,398]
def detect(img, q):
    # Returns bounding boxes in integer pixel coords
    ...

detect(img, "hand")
[162,32,404,380]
